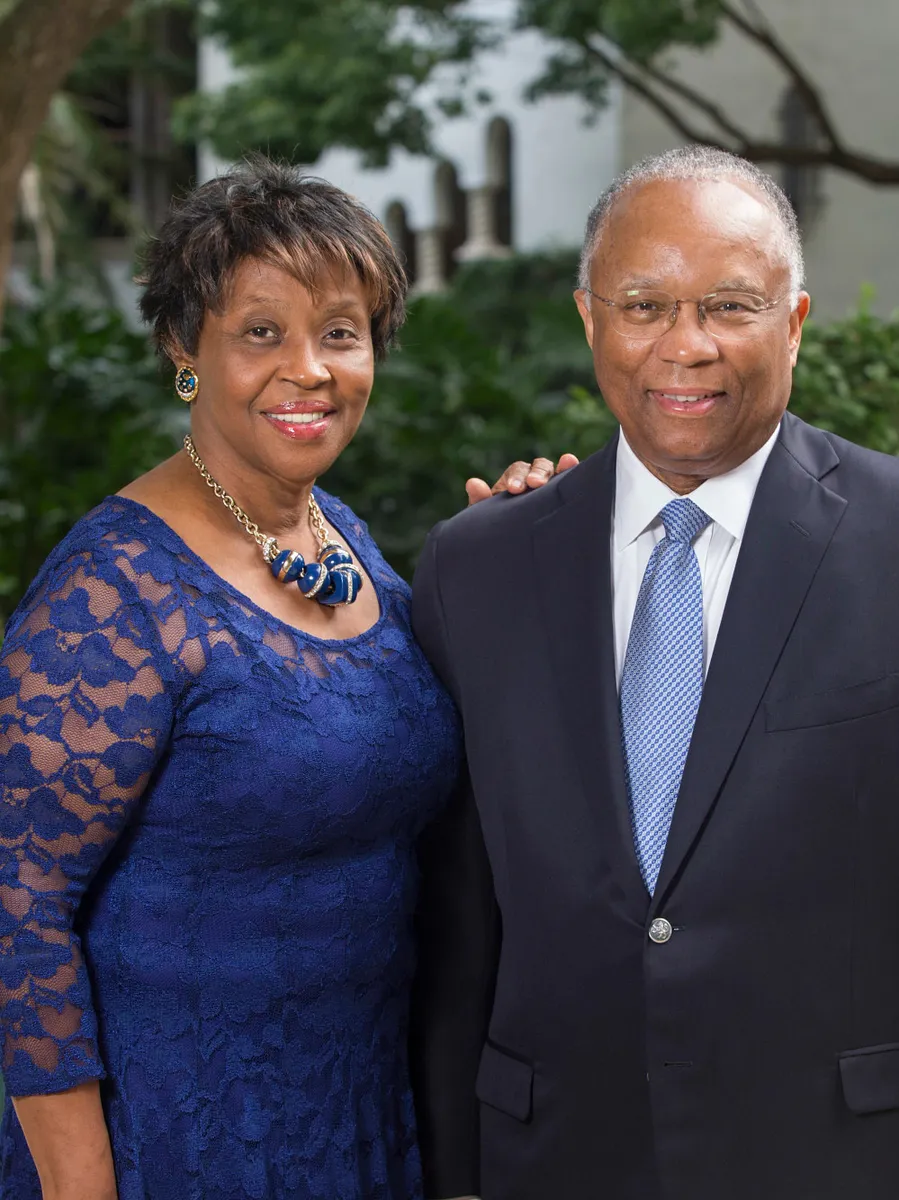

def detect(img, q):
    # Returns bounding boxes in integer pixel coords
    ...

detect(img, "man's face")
[575,178,810,492]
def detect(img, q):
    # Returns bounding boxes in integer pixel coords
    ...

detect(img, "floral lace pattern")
[0,493,460,1199]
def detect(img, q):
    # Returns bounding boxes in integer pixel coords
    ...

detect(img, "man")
[410,146,899,1200]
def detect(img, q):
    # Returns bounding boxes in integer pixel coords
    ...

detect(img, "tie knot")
[659,498,711,545]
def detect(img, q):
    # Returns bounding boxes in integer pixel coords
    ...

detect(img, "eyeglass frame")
[581,286,792,341]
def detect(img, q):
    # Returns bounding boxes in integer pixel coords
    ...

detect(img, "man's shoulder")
[816,426,899,496]
[432,446,612,559]
[782,413,899,495]
[435,473,564,546]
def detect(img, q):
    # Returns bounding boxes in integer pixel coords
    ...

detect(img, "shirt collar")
[613,422,781,552]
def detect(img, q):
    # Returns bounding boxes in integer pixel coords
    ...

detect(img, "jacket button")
[648,917,673,944]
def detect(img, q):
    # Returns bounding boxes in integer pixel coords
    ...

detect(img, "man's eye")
[248,326,275,338]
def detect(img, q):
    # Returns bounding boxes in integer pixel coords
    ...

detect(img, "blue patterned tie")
[619,498,712,893]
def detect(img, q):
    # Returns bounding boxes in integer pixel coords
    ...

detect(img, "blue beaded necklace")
[183,435,362,607]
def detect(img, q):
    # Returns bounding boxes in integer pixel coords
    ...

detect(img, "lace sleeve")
[0,546,174,1096]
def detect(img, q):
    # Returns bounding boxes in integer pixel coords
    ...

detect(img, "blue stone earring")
[175,365,199,403]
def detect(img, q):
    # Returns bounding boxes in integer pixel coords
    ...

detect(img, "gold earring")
[175,365,199,403]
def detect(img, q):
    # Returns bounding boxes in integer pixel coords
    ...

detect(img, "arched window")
[486,116,513,248]
[779,84,822,230]
[433,159,467,280]
[384,200,417,285]
[456,118,514,263]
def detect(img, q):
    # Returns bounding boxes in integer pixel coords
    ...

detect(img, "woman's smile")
[261,400,338,440]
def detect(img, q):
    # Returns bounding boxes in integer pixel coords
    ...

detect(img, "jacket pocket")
[766,673,899,731]
[475,1040,534,1122]
[839,1042,899,1115]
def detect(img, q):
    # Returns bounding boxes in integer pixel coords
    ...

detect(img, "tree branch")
[718,0,845,151]
[578,17,899,186]
[577,38,732,150]
[582,36,748,144]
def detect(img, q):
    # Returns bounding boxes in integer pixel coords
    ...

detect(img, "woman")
[0,159,557,1199]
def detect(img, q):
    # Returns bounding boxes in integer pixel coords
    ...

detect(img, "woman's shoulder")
[7,497,191,635]
[37,496,186,582]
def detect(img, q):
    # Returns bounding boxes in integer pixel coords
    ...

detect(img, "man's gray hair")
[578,146,805,305]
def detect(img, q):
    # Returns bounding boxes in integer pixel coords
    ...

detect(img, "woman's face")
[186,256,375,487]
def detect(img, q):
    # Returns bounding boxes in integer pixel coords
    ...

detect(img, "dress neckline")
[107,492,392,648]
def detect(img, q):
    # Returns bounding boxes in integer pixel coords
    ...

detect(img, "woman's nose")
[282,340,331,386]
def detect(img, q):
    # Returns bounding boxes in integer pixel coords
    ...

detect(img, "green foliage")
[4,259,899,626]
[789,295,899,454]
[324,252,606,577]
[0,284,181,626]
[516,0,721,55]
[161,0,734,165]
[174,0,492,167]
[521,0,724,108]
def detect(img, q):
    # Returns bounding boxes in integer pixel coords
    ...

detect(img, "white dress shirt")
[612,425,780,684]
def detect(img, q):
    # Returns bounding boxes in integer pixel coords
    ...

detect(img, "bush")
[790,292,899,454]
[324,252,613,578]
[0,284,181,625]
[2,260,899,621]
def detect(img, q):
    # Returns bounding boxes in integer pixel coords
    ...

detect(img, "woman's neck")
[182,432,316,544]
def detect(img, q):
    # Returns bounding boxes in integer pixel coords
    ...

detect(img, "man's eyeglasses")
[583,287,789,342]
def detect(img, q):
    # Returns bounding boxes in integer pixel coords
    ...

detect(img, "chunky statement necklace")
[183,435,362,606]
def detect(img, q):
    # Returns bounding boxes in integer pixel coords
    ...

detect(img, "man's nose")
[655,300,720,366]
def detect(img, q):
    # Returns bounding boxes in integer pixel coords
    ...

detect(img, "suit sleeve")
[410,527,500,1200]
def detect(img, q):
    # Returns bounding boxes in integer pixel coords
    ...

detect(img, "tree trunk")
[0,0,132,327]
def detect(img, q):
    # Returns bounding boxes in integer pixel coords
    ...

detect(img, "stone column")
[455,186,512,262]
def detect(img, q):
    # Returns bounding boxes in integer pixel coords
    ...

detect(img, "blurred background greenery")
[4,255,899,623]
[3,0,899,626]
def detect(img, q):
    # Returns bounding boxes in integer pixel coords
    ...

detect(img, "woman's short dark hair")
[138,157,408,361]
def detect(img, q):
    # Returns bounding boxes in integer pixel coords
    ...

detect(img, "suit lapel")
[651,415,847,906]
[533,435,649,917]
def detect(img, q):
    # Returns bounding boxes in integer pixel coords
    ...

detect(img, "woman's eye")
[326,327,357,341]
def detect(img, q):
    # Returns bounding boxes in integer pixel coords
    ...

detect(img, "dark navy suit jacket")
[410,413,899,1200]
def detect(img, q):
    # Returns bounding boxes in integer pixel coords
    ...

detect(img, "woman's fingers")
[467,454,580,506]
[465,477,494,506]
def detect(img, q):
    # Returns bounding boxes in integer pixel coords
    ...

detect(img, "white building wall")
[619,0,899,319]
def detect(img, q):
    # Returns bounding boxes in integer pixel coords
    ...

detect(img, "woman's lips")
[262,410,335,440]
[649,389,724,417]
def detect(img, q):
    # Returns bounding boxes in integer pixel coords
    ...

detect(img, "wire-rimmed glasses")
[583,287,789,341]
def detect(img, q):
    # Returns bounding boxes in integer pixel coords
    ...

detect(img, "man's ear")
[788,292,811,366]
[573,289,595,350]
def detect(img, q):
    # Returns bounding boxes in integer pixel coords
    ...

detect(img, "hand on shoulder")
[466,453,580,505]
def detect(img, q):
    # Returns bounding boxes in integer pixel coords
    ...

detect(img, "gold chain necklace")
[183,435,362,607]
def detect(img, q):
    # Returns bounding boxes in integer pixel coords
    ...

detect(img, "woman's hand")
[466,454,580,505]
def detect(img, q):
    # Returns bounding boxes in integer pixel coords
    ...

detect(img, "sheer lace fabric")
[0,494,459,1199]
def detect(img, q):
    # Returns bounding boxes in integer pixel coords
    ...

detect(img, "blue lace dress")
[0,492,459,1200]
